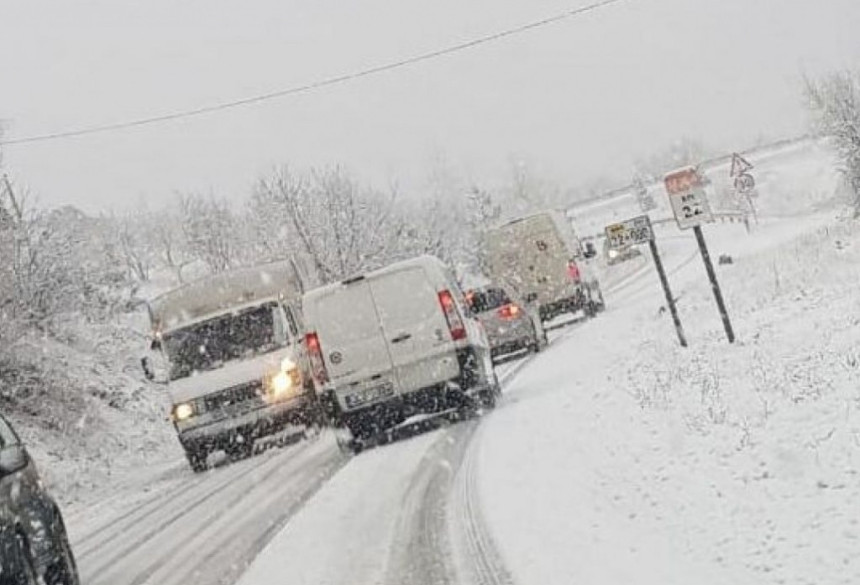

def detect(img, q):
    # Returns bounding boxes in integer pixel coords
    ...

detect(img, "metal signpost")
[664,167,735,344]
[605,215,687,348]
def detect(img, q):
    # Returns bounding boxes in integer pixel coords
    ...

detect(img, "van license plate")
[344,382,395,409]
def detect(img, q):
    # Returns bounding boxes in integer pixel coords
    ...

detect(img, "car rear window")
[467,288,511,313]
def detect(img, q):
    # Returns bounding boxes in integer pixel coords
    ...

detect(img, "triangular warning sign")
[730,153,753,177]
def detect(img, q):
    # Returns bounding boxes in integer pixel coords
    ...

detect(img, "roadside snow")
[476,213,859,584]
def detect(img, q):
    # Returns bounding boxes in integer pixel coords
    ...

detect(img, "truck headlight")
[266,358,301,400]
[173,402,195,421]
[270,371,292,396]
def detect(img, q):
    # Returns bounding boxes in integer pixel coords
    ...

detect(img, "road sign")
[605,215,653,249]
[730,153,753,178]
[664,167,714,230]
[734,172,756,194]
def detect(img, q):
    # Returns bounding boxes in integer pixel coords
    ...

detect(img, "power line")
[1,0,626,146]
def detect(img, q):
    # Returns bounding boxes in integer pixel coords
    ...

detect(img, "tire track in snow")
[75,436,349,585]
[73,466,213,552]
[456,429,514,585]
[382,357,532,585]
[79,445,294,579]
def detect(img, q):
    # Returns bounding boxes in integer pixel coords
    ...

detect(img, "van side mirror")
[0,446,29,477]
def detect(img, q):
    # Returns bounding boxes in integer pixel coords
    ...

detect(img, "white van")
[142,261,321,472]
[301,255,498,451]
[482,211,604,322]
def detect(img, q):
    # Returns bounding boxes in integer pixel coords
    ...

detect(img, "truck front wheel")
[184,446,209,473]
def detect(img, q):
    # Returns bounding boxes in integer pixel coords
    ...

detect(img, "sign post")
[664,167,735,344]
[605,215,687,348]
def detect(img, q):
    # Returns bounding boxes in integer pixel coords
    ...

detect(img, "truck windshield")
[162,303,286,381]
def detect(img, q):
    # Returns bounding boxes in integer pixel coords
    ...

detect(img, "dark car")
[466,285,548,362]
[0,414,78,585]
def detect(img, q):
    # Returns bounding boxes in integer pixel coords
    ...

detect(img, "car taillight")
[567,260,581,283]
[498,303,522,319]
[305,332,329,385]
[438,289,466,341]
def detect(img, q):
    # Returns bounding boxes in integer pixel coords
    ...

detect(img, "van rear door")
[307,280,397,409]
[369,266,459,394]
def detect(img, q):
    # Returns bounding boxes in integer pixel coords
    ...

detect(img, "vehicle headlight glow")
[608,249,619,259]
[174,402,194,421]
[266,358,301,400]
[270,371,292,397]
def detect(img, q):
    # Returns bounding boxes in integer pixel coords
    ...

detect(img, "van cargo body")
[483,211,604,322]
[302,256,498,449]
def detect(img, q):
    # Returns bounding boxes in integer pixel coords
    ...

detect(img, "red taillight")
[498,303,522,319]
[438,290,467,341]
[305,332,329,385]
[567,260,581,283]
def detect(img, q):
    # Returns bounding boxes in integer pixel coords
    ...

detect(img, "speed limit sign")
[664,167,714,230]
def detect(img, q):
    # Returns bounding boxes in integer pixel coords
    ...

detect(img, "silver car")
[466,286,548,363]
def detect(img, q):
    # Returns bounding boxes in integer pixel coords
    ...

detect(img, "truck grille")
[202,381,264,413]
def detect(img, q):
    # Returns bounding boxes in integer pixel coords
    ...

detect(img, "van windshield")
[162,303,286,381]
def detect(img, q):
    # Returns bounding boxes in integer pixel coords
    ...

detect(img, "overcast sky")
[1,0,858,212]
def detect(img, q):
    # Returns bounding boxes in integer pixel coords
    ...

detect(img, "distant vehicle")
[603,237,643,265]
[0,413,79,585]
[302,255,498,452]
[466,285,547,362]
[142,261,322,473]
[482,211,605,323]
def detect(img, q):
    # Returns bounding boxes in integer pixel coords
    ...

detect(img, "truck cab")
[143,261,321,472]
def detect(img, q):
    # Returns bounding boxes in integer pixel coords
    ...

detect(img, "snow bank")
[477,211,859,584]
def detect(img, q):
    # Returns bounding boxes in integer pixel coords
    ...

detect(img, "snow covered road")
[62,237,689,585]
[68,436,345,585]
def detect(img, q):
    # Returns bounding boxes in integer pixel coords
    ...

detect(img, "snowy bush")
[805,71,860,216]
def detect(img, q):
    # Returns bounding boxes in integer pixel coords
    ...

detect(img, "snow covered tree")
[805,71,860,217]
[179,194,237,273]
[256,166,408,283]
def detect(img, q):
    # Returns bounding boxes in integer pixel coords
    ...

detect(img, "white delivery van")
[302,255,498,451]
[482,211,605,323]
[142,261,321,472]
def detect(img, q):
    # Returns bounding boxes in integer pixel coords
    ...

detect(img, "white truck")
[142,261,321,472]
[482,211,604,323]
